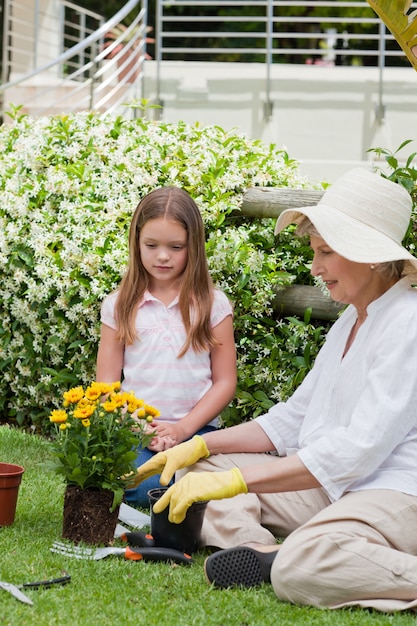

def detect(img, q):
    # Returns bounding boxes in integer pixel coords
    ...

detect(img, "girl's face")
[139,217,188,288]
[310,235,388,311]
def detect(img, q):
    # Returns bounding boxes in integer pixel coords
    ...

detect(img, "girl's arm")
[96,323,124,383]
[152,315,237,445]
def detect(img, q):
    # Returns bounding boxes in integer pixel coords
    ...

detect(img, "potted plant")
[103,23,154,83]
[48,381,159,545]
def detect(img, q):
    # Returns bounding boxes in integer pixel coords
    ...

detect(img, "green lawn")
[0,425,416,626]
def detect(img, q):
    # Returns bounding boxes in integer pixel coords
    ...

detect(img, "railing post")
[59,0,65,63]
[80,11,86,70]
[155,0,164,120]
[34,0,40,66]
[375,19,386,125]
[1,1,8,120]
[264,0,274,122]
[2,1,11,84]
[89,40,99,110]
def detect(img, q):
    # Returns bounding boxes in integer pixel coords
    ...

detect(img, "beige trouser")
[184,453,417,612]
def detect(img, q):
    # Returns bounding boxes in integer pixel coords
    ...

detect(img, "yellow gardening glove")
[153,468,248,524]
[128,435,210,488]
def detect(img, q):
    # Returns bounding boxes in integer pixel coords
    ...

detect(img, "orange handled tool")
[124,546,192,565]
[120,531,155,547]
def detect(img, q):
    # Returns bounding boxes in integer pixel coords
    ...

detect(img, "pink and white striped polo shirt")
[100,289,233,426]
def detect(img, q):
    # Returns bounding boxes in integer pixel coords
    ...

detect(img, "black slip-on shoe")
[204,546,278,588]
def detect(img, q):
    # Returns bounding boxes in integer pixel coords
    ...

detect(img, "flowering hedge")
[0,109,329,428]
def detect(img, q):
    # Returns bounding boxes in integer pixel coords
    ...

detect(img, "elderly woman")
[131,168,417,612]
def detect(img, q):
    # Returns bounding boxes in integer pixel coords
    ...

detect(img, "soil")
[62,484,119,545]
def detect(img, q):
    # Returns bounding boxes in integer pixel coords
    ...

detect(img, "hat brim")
[275,204,417,273]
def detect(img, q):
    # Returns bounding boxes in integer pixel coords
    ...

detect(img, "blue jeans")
[124,425,217,508]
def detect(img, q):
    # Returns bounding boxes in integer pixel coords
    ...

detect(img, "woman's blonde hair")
[115,186,216,357]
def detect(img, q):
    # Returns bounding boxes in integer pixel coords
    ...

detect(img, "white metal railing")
[156,0,413,63]
[154,0,417,119]
[60,0,105,80]
[1,1,416,121]
[2,0,104,81]
[0,0,148,119]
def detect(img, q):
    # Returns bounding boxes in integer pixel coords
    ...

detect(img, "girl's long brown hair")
[115,186,216,357]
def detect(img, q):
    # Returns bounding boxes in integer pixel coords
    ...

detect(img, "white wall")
[8,0,61,79]
[143,61,417,183]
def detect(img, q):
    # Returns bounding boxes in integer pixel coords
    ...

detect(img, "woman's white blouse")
[256,278,417,501]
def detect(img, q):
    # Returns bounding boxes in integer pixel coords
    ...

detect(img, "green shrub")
[0,108,327,428]
[1,108,414,431]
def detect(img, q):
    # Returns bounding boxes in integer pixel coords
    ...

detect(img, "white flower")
[0,110,323,424]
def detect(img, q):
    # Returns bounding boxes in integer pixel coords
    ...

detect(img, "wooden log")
[236,188,342,321]
[240,187,324,219]
[273,285,345,321]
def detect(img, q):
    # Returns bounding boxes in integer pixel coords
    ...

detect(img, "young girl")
[96,186,237,507]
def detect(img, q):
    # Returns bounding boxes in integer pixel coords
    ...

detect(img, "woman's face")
[310,235,390,310]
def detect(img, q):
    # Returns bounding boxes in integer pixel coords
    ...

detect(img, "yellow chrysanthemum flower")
[125,392,144,406]
[94,382,113,395]
[77,397,92,409]
[63,386,84,404]
[73,404,95,419]
[82,419,91,428]
[102,400,117,412]
[110,393,124,408]
[85,385,102,401]
[144,404,161,418]
[49,409,68,424]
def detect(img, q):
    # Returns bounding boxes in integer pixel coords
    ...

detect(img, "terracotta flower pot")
[148,487,207,554]
[0,462,25,526]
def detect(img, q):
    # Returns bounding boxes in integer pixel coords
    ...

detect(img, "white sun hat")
[275,168,417,274]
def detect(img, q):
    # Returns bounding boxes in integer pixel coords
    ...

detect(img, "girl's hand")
[150,421,183,445]
[131,420,158,435]
[148,435,176,452]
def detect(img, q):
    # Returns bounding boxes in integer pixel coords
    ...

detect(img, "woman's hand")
[127,435,210,487]
[153,468,248,523]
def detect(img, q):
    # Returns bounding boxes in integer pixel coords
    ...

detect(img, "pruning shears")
[120,530,155,547]
[0,574,71,605]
